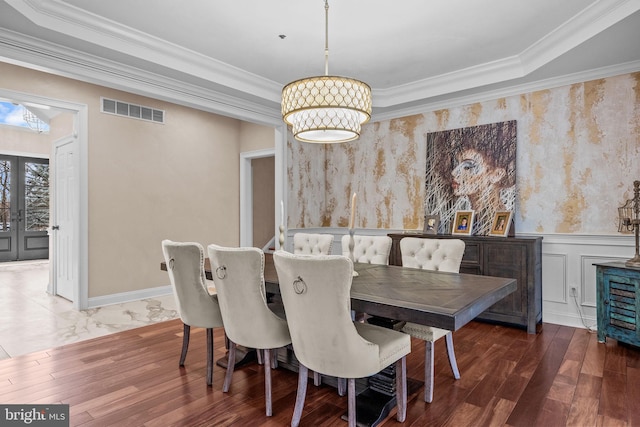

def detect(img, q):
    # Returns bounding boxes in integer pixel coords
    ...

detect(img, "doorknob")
[52,225,60,230]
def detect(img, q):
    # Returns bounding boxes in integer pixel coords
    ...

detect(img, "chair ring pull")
[293,276,307,294]
[168,258,175,270]
[215,265,227,279]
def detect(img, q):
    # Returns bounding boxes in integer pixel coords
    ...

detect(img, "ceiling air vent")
[101,97,165,124]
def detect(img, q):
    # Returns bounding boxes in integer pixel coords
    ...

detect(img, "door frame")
[0,88,88,310]
[239,126,287,249]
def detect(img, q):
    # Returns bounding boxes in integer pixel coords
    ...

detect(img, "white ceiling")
[1,0,639,124]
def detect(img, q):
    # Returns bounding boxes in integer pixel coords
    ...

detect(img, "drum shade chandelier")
[281,0,371,143]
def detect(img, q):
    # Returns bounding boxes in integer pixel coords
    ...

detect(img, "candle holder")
[348,228,359,277]
[279,224,285,251]
[618,180,640,268]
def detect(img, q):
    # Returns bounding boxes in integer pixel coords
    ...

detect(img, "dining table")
[161,252,516,426]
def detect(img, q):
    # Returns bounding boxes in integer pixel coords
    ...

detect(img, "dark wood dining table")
[162,252,516,426]
[197,253,517,332]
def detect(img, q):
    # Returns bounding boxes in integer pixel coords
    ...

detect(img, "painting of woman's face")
[425,120,517,236]
[451,149,504,197]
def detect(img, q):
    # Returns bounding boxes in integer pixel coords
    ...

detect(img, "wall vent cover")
[101,97,165,124]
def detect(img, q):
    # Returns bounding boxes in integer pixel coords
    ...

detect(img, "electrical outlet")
[570,286,577,296]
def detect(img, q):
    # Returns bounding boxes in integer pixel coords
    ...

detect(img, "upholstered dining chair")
[399,237,466,402]
[341,234,392,265]
[207,244,291,416]
[273,251,411,427]
[161,240,224,386]
[293,232,334,255]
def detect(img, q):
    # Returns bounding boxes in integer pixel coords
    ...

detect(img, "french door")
[0,155,50,261]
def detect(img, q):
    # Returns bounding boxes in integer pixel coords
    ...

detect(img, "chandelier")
[281,0,372,143]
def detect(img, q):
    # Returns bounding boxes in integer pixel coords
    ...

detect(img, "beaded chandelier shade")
[281,1,372,144]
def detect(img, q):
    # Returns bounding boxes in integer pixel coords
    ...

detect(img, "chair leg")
[445,332,461,379]
[395,357,407,422]
[179,323,190,366]
[264,348,273,416]
[292,363,308,427]
[337,377,346,396]
[347,378,356,427]
[206,328,214,386]
[257,348,263,365]
[424,340,434,403]
[223,341,236,392]
[313,371,321,386]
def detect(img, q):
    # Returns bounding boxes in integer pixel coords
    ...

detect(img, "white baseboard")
[87,285,173,309]
[542,310,597,331]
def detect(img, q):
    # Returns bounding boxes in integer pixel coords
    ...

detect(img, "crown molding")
[2,0,639,127]
[372,59,640,122]
[373,0,640,108]
[520,0,640,74]
[4,25,639,128]
[4,0,282,104]
[7,0,639,113]
[0,28,282,126]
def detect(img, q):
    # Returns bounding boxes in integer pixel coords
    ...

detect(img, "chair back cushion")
[207,244,290,349]
[161,240,223,328]
[293,233,334,255]
[273,251,384,378]
[341,234,392,265]
[400,238,465,273]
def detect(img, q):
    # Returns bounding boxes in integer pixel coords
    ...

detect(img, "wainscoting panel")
[542,253,568,304]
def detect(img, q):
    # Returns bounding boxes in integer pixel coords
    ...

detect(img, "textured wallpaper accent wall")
[287,72,640,234]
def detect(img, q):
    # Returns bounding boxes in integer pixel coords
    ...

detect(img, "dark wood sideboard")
[388,234,543,334]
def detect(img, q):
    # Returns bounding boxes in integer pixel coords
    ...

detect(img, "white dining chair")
[399,237,466,402]
[341,234,392,265]
[207,244,291,416]
[293,232,334,255]
[161,240,224,386]
[273,251,411,427]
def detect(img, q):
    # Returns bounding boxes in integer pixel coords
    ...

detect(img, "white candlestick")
[349,192,356,230]
[280,200,284,225]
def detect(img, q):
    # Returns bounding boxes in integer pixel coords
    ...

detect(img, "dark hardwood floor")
[1,318,639,426]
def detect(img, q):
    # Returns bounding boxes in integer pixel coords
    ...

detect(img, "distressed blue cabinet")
[596,262,640,346]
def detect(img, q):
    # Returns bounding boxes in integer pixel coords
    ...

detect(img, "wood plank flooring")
[1,319,639,426]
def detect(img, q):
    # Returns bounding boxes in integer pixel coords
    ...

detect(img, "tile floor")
[0,260,178,360]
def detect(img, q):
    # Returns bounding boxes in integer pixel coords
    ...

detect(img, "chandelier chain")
[324,0,329,76]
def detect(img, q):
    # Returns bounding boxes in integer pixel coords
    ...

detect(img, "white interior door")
[53,136,77,301]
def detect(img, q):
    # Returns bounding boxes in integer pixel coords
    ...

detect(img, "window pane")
[24,161,49,231]
[0,160,10,231]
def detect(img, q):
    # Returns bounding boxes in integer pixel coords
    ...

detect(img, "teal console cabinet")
[596,262,640,346]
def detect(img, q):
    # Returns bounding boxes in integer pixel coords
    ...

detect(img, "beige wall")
[288,72,640,235]
[239,121,276,153]
[0,61,273,299]
[0,124,52,157]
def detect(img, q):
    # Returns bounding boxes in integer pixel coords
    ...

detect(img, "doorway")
[0,89,88,309]
[0,155,50,261]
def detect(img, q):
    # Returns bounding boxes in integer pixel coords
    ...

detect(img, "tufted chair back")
[293,233,334,255]
[341,234,392,265]
[400,237,465,273]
